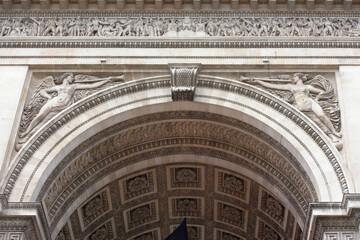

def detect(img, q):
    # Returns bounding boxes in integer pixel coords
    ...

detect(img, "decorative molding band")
[2,55,360,59]
[1,39,360,48]
[1,10,360,17]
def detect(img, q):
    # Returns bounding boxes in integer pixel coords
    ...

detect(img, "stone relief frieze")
[1,16,360,38]
[240,73,342,149]
[16,72,125,150]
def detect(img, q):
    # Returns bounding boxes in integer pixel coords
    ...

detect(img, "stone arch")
[1,74,352,239]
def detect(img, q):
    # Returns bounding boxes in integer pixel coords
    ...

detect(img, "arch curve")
[1,74,352,239]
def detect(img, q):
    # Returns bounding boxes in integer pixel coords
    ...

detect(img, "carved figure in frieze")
[195,18,207,37]
[17,73,125,149]
[179,16,194,32]
[167,17,178,34]
[121,17,135,36]
[244,17,260,36]
[257,17,270,36]
[241,73,342,148]
[67,17,82,36]
[43,17,57,36]
[87,17,109,36]
[153,17,164,36]
[321,17,335,36]
[214,18,229,36]
[0,17,12,36]
[134,17,145,37]
[205,18,218,36]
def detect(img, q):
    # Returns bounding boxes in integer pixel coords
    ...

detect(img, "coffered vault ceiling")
[41,110,316,240]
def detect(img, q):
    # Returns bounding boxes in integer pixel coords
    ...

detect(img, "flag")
[165,218,189,240]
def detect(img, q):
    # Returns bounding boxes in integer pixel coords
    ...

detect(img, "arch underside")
[2,75,350,239]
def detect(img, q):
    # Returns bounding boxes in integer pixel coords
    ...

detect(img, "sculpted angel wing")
[306,75,340,131]
[306,75,334,100]
[18,76,55,136]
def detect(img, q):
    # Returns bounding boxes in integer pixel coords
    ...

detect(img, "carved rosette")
[169,64,201,101]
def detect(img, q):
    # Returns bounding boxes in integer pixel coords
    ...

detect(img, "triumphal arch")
[1,0,360,239]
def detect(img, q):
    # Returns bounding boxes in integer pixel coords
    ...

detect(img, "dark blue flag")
[166,218,189,240]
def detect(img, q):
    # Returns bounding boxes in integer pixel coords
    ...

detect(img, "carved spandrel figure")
[17,73,125,149]
[241,73,342,148]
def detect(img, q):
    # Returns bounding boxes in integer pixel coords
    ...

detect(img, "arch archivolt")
[1,73,352,239]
